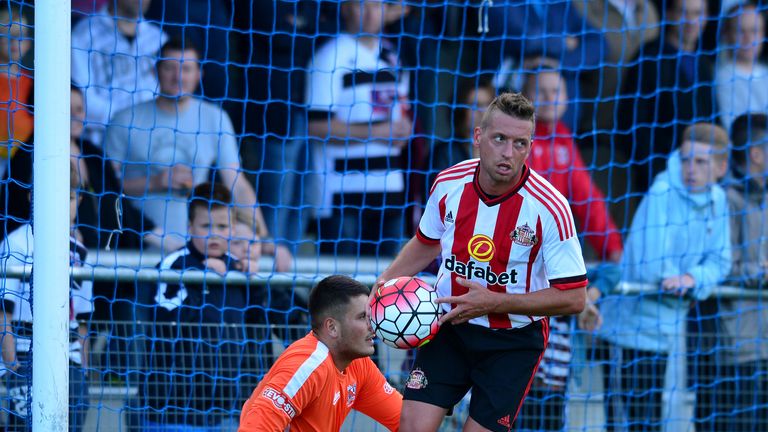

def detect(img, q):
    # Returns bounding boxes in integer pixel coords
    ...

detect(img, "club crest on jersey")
[511,223,538,247]
[405,368,428,390]
[346,383,357,407]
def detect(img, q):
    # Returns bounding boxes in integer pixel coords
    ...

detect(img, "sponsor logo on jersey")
[498,414,511,429]
[511,222,538,247]
[467,234,495,262]
[333,391,341,405]
[444,255,518,285]
[405,368,428,390]
[346,383,357,407]
[261,387,297,418]
[383,382,395,395]
[445,210,454,224]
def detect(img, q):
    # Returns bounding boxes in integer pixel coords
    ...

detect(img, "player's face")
[527,71,567,125]
[343,0,385,36]
[189,206,231,258]
[157,48,201,99]
[337,295,376,359]
[70,89,85,140]
[731,7,765,63]
[473,112,533,195]
[679,140,726,192]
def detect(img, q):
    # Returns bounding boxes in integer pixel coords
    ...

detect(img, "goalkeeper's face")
[189,206,231,258]
[336,295,376,359]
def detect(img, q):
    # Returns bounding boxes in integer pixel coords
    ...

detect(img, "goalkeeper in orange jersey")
[239,275,402,431]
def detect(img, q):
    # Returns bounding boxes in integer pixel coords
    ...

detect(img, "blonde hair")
[682,123,730,163]
[234,207,260,235]
[479,92,535,131]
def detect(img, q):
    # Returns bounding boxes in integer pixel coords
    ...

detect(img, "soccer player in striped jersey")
[239,275,402,431]
[376,92,588,432]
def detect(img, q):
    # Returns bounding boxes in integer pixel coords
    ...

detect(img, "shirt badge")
[511,223,538,247]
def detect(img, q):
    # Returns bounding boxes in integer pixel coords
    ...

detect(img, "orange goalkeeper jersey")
[239,333,402,432]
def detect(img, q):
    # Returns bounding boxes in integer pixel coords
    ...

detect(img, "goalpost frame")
[32,0,71,430]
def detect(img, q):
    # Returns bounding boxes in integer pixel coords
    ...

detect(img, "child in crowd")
[596,123,732,431]
[229,208,309,344]
[142,182,268,429]
[0,161,92,432]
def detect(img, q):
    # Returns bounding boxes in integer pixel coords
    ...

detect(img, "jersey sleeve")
[350,357,402,431]
[417,187,446,244]
[539,202,588,290]
[239,353,327,432]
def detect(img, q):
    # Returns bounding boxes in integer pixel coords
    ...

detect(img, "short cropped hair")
[479,92,535,131]
[187,182,232,222]
[158,37,201,65]
[308,275,370,331]
[730,113,768,168]
[681,123,730,164]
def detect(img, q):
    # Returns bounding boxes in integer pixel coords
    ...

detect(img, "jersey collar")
[473,164,530,207]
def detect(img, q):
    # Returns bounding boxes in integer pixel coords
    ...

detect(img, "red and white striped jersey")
[417,159,588,329]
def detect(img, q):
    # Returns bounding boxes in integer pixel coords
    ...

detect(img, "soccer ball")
[370,276,440,349]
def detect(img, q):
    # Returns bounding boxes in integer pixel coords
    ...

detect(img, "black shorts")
[403,319,548,432]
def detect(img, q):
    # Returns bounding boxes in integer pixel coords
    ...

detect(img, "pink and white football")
[370,276,440,349]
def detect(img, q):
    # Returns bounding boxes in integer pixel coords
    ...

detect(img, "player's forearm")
[492,287,586,316]
[308,118,381,144]
[379,237,441,282]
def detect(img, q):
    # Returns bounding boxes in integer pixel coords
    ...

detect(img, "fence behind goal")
[1,0,767,430]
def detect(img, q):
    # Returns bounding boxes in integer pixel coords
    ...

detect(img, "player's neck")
[330,354,352,372]
[314,332,353,371]
[477,169,523,197]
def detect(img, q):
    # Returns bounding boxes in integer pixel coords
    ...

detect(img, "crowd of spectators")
[0,0,766,430]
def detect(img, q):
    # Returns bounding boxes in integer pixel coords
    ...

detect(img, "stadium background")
[0,0,766,430]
